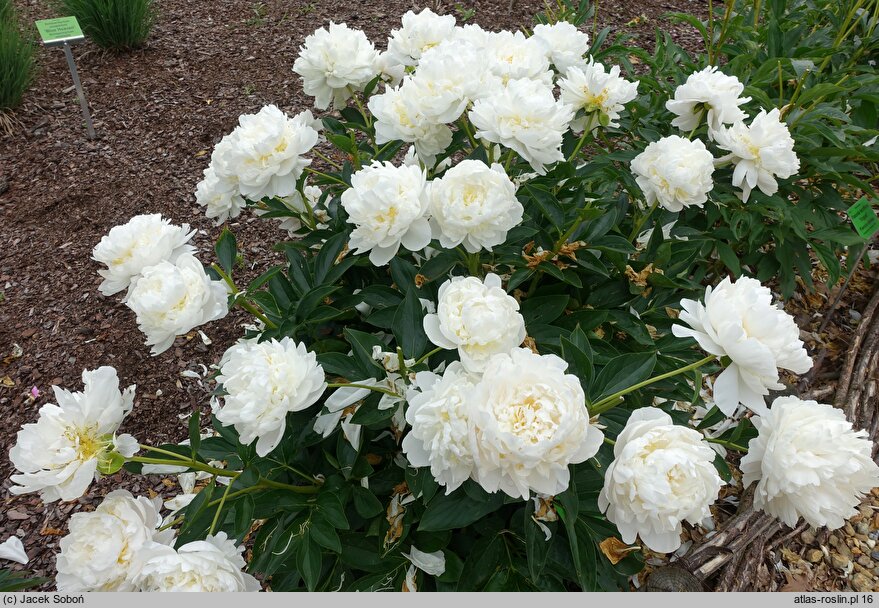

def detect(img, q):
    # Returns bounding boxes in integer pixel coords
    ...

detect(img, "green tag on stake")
[848,197,879,239]
[35,16,84,45]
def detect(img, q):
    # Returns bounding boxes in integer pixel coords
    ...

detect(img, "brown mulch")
[20,0,864,590]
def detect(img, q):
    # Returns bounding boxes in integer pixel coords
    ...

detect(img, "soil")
[4,0,873,593]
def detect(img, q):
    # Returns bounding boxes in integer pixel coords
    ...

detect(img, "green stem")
[707,0,715,64]
[326,382,400,397]
[306,167,351,188]
[131,456,237,478]
[240,300,278,329]
[138,444,192,461]
[628,199,660,242]
[503,149,515,173]
[706,437,748,451]
[467,251,481,276]
[457,117,478,149]
[258,477,320,493]
[209,476,236,535]
[567,127,592,162]
[413,346,443,367]
[590,354,716,414]
[210,263,237,293]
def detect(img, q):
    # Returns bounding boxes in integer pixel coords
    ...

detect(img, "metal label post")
[61,41,96,139]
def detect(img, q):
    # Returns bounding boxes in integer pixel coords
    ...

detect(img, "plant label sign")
[848,197,879,239]
[35,16,84,47]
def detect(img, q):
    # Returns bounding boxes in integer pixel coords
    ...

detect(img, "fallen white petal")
[0,536,29,565]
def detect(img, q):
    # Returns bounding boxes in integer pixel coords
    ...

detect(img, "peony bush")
[6,0,879,592]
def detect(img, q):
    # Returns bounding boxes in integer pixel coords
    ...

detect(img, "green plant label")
[848,197,879,239]
[35,16,84,45]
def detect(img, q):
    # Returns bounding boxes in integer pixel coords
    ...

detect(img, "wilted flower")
[195,166,246,225]
[741,397,879,529]
[92,214,195,296]
[532,21,590,73]
[210,105,320,201]
[56,490,173,591]
[386,8,457,67]
[293,22,379,110]
[630,135,714,212]
[423,273,526,372]
[713,108,800,202]
[469,78,574,174]
[341,161,431,266]
[429,160,523,252]
[134,532,260,592]
[598,408,723,553]
[558,60,639,133]
[403,362,478,493]
[672,276,812,415]
[215,337,327,457]
[126,254,229,355]
[469,348,603,499]
[666,66,750,135]
[368,85,453,165]
[9,367,137,502]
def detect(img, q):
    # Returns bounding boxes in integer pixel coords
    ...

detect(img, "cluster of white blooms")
[93,216,229,355]
[195,104,321,223]
[214,337,327,456]
[290,11,639,177]
[9,367,137,502]
[55,492,257,592]
[673,276,812,415]
[633,66,798,207]
[404,344,603,500]
[599,408,723,553]
[741,397,879,529]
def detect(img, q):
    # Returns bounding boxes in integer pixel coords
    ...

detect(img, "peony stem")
[567,127,592,162]
[209,476,236,535]
[306,167,351,188]
[138,444,192,461]
[706,437,748,451]
[130,456,238,479]
[628,199,660,242]
[326,382,400,397]
[239,300,279,330]
[313,149,343,170]
[413,346,443,367]
[590,354,716,414]
[257,477,320,494]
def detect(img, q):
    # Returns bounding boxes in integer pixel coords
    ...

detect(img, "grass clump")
[0,0,36,110]
[62,0,155,50]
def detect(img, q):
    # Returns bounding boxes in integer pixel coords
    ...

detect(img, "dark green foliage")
[62,0,154,50]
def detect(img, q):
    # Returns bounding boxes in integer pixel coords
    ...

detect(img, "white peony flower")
[713,108,800,202]
[368,84,453,166]
[483,30,552,86]
[469,348,603,499]
[429,160,523,253]
[532,21,590,73]
[210,105,320,202]
[403,362,478,493]
[630,135,715,212]
[341,161,431,266]
[293,22,379,110]
[741,397,879,529]
[558,60,639,133]
[469,78,573,174]
[92,214,195,296]
[666,66,750,136]
[672,276,812,415]
[423,273,526,372]
[195,165,246,225]
[126,254,229,355]
[134,532,260,592]
[405,40,485,124]
[56,490,173,591]
[386,8,457,67]
[215,337,327,456]
[598,408,723,553]
[0,536,28,565]
[9,367,137,502]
